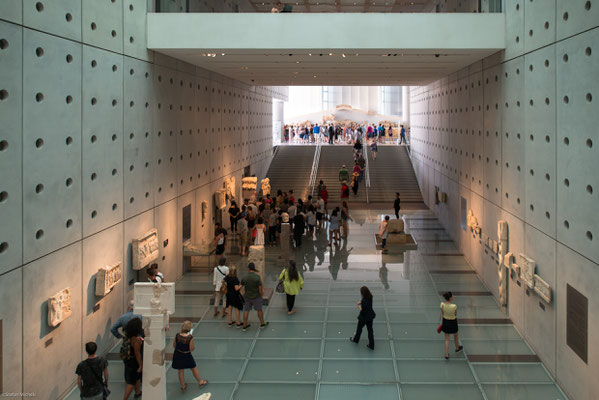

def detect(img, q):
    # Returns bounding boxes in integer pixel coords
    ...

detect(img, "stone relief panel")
[260,178,271,196]
[534,273,553,303]
[47,287,72,327]
[95,262,122,296]
[132,228,159,270]
[224,176,236,200]
[517,253,536,289]
[215,189,227,210]
[242,177,257,201]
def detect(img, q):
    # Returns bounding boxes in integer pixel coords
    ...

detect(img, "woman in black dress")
[172,321,208,391]
[350,286,376,350]
[224,266,244,327]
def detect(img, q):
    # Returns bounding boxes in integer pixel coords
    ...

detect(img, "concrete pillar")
[402,86,410,126]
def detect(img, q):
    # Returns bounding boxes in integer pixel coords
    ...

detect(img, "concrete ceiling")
[247,0,434,13]
[157,49,498,86]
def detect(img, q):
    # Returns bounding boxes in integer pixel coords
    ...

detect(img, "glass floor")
[66,209,567,400]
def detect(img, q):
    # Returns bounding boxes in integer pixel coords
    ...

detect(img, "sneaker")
[242,324,251,331]
[236,323,243,328]
[260,322,269,328]
[455,345,463,353]
[228,321,235,327]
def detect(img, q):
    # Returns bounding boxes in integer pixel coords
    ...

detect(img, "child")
[172,321,208,391]
[370,139,378,160]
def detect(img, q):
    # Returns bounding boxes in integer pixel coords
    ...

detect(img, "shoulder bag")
[276,270,286,293]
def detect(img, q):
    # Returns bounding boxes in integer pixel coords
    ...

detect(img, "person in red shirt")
[320,185,329,213]
[341,181,349,199]
[289,190,295,205]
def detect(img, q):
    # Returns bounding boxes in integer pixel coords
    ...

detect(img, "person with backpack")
[172,321,208,391]
[279,260,304,314]
[121,317,143,399]
[213,257,230,317]
[75,341,109,400]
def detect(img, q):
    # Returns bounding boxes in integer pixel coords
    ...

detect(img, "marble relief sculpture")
[201,200,208,221]
[48,287,72,327]
[215,189,227,210]
[516,253,536,289]
[534,274,552,303]
[132,229,159,270]
[95,262,122,296]
[496,220,509,306]
[242,177,258,201]
[466,209,480,234]
[224,177,236,200]
[261,178,271,196]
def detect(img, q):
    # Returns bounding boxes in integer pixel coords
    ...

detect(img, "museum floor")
[66,208,568,400]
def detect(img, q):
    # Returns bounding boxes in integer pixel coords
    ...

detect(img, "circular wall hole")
[35,2,44,12]
[530,169,534,176]
[111,134,117,141]
[66,95,72,104]
[545,212,551,219]
[91,97,97,105]
[529,29,533,37]
[91,210,97,219]
[91,173,97,181]
[35,138,44,148]
[0,191,7,202]
[129,4,134,11]
[35,47,44,57]
[563,54,569,63]
[129,101,134,107]
[91,60,97,68]
[530,134,534,141]
[112,203,117,211]
[129,36,134,44]
[129,165,134,171]
[545,97,550,105]
[66,177,73,187]
[564,220,570,229]
[564,137,570,145]
[0,39,8,50]
[564,178,570,187]
[145,192,149,198]
[587,138,593,148]
[529,99,534,106]
[563,96,569,104]
[91,135,97,143]
[66,54,73,63]
[586,93,592,102]
[0,140,7,151]
[66,219,73,228]
[544,59,549,67]
[587,185,593,194]
[65,136,73,146]
[530,204,535,212]
[0,89,7,101]
[111,168,117,176]
[65,12,72,22]
[545,135,550,143]
[129,197,134,204]
[35,183,44,194]
[587,231,593,241]
[505,192,509,198]
[563,12,568,20]
[0,242,7,253]
[35,92,44,102]
[35,229,44,240]
[517,198,521,204]
[129,133,134,140]
[545,173,550,181]
[586,47,592,56]
[544,21,549,29]
[111,99,117,106]
[91,22,97,30]
[585,1,591,10]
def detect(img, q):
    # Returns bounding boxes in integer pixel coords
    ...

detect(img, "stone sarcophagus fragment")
[48,287,72,327]
[132,229,159,270]
[95,262,122,296]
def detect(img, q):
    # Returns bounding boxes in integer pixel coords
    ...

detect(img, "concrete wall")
[0,1,280,398]
[408,3,599,399]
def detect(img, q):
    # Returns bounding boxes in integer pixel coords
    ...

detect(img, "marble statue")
[261,178,271,196]
[202,200,208,221]
[132,228,159,270]
[281,212,289,223]
[48,287,72,327]
[215,189,227,210]
[95,262,122,296]
[134,282,175,400]
[466,209,480,234]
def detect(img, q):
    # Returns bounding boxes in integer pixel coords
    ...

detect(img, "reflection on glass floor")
[66,209,567,400]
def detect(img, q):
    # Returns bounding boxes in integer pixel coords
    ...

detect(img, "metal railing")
[363,134,370,204]
[309,139,322,196]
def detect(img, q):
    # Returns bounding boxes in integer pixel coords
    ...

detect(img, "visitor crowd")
[283,122,408,146]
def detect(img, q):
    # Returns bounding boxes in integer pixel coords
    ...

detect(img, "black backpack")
[119,337,132,361]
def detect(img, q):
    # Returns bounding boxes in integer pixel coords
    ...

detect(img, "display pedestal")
[280,223,291,260]
[133,283,175,400]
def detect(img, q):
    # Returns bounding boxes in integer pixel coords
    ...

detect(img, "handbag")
[217,267,228,294]
[86,359,110,399]
[276,270,285,293]
[437,323,443,334]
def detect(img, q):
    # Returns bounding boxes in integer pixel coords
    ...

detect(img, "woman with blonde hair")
[224,266,244,327]
[171,321,207,392]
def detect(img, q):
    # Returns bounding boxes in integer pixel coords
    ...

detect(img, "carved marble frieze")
[95,262,122,296]
[48,287,72,327]
[132,229,159,270]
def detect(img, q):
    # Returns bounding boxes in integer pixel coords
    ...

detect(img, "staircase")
[314,146,368,203]
[367,146,424,204]
[266,145,315,199]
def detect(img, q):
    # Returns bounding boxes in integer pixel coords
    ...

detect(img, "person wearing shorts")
[241,262,269,331]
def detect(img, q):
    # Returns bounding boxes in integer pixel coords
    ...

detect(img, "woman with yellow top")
[440,291,463,359]
[278,260,304,315]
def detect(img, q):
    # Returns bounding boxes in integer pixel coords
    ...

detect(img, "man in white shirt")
[213,256,230,317]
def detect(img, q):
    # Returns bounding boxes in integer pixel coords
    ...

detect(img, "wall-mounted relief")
[201,200,208,221]
[534,274,552,303]
[261,178,271,196]
[224,177,236,200]
[132,229,159,270]
[517,253,536,289]
[242,177,257,201]
[48,287,72,327]
[439,192,448,203]
[95,262,122,296]
[466,209,481,234]
[214,189,227,210]
[496,220,509,306]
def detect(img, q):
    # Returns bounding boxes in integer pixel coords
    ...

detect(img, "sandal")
[181,384,188,392]
[199,379,208,388]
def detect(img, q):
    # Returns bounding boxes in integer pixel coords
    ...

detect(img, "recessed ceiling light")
[329,53,333,56]
[221,53,225,56]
